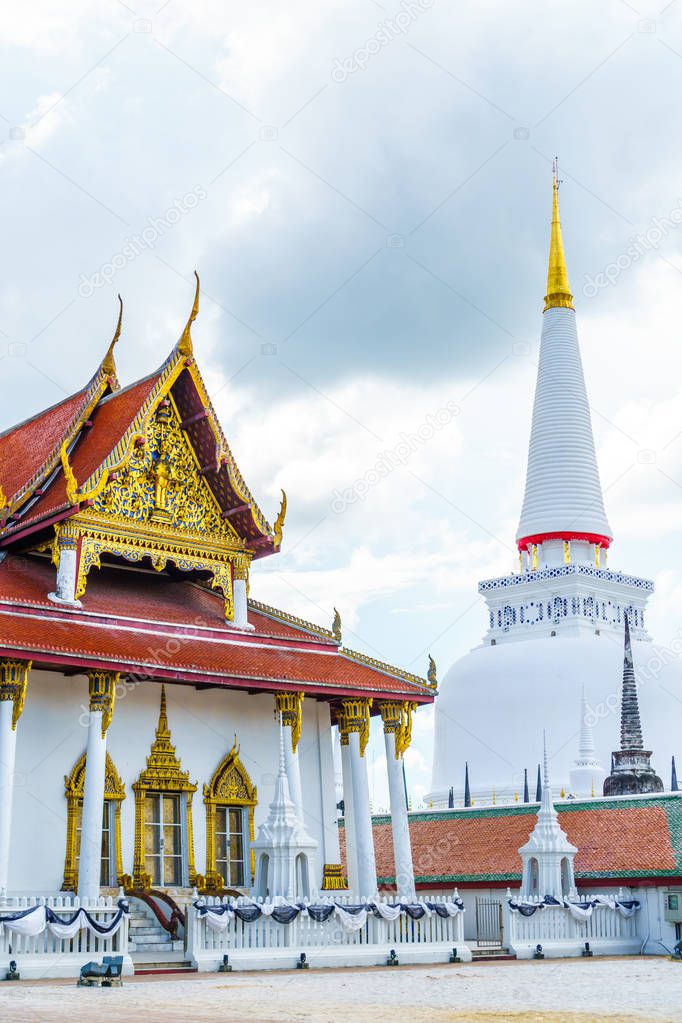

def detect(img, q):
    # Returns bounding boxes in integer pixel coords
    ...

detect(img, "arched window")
[528,856,539,896]
[62,751,125,891]
[256,853,270,899]
[296,853,310,899]
[202,736,257,893]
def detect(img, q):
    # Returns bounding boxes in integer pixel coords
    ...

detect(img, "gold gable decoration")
[62,750,126,891]
[52,395,252,617]
[91,397,230,536]
[201,736,257,893]
[131,686,198,890]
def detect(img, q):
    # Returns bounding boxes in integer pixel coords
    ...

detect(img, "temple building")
[430,167,679,804]
[0,278,435,923]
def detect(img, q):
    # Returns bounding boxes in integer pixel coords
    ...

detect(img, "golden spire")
[157,683,169,738]
[102,294,123,377]
[544,159,574,312]
[178,271,200,357]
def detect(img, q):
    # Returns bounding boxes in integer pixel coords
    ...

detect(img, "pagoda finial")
[464,761,471,807]
[178,271,200,357]
[672,755,678,792]
[101,294,123,378]
[544,158,574,312]
[523,767,529,803]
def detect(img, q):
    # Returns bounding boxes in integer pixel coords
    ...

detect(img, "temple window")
[202,737,257,893]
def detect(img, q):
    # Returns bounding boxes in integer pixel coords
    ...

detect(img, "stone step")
[134,962,196,976]
[129,940,179,953]
[130,926,169,936]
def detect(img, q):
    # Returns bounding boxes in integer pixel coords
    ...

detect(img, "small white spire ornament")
[569,685,605,797]
[251,721,318,900]
[519,732,577,900]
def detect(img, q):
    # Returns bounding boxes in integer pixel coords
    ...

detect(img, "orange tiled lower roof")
[340,797,682,884]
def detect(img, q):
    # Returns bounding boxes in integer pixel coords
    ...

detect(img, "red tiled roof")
[357,799,682,884]
[0,555,434,703]
[11,375,159,529]
[0,387,90,504]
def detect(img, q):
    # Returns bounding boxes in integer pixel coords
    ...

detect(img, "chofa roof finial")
[178,271,200,357]
[102,294,123,378]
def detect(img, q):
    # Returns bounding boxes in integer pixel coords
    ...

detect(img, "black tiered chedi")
[603,614,663,796]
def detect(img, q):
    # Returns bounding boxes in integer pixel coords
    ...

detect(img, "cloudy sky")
[4,0,682,808]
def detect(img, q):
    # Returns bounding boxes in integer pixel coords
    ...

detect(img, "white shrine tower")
[429,166,679,805]
[519,734,577,900]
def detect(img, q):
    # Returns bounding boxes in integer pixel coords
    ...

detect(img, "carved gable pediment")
[90,398,234,544]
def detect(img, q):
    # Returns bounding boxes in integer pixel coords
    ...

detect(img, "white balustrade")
[504,894,641,958]
[0,893,132,978]
[188,894,469,970]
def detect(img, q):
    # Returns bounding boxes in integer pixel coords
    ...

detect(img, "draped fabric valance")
[195,897,464,933]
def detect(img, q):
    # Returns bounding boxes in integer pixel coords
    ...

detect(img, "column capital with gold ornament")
[87,670,119,738]
[337,697,372,757]
[0,659,32,731]
[274,691,304,753]
[378,700,416,759]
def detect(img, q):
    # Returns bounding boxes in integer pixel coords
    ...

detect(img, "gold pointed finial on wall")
[102,294,123,377]
[273,489,287,547]
[60,441,79,505]
[157,684,170,738]
[544,158,574,312]
[178,271,200,357]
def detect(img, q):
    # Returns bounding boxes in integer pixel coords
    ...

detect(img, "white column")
[349,729,377,899]
[0,661,30,897]
[379,701,416,900]
[0,699,17,896]
[384,730,416,899]
[48,527,82,607]
[340,738,358,895]
[275,692,305,823]
[78,671,117,900]
[228,560,254,631]
[316,703,341,866]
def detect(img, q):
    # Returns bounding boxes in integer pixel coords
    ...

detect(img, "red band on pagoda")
[517,531,612,552]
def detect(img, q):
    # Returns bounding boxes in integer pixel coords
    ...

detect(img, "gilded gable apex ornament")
[427,654,437,688]
[178,271,200,357]
[332,607,342,643]
[101,294,123,378]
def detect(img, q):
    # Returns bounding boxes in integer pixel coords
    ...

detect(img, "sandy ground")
[1,957,681,1023]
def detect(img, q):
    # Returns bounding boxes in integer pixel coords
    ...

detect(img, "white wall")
[8,669,339,894]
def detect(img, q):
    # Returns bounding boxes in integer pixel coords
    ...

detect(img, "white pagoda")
[519,735,577,900]
[430,165,678,803]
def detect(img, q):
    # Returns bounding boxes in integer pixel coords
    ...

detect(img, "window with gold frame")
[200,737,257,893]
